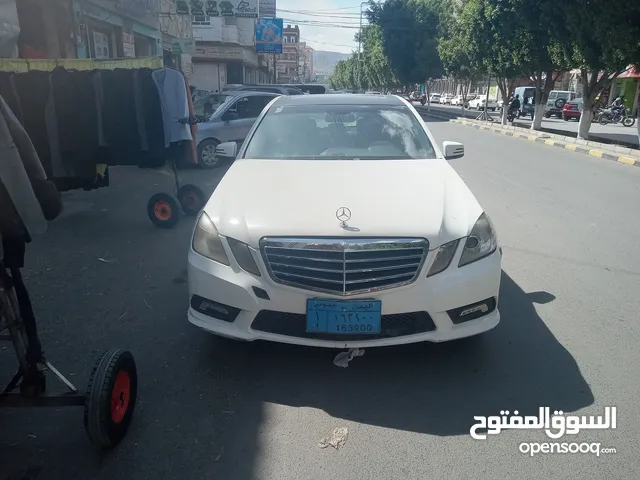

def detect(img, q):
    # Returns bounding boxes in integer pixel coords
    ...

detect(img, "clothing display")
[0,66,193,193]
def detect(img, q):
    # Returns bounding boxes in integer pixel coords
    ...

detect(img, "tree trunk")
[578,107,594,140]
[531,71,555,131]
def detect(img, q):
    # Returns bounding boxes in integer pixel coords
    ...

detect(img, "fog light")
[190,295,240,322]
[447,297,497,324]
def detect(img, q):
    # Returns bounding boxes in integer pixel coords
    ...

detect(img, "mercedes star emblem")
[336,207,352,226]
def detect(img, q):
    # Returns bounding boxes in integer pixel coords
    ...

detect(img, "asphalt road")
[421,102,640,148]
[1,121,639,480]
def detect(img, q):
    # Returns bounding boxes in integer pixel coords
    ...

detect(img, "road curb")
[426,113,640,168]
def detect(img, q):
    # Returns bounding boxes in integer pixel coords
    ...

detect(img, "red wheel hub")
[154,201,172,221]
[111,370,131,424]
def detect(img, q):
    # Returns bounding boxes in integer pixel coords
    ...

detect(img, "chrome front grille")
[260,238,429,295]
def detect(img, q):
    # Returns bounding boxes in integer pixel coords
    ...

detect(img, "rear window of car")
[242,104,436,160]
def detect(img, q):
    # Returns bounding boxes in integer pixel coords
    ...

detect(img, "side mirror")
[215,141,238,159]
[223,111,240,121]
[443,141,464,160]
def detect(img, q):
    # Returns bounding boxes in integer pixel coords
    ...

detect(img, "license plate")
[306,299,381,335]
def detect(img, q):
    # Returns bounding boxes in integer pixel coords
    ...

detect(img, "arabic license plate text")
[306,299,381,334]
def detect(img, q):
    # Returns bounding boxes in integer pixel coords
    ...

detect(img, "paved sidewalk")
[419,108,640,168]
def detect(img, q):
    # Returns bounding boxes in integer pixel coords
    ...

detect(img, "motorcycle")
[507,108,518,122]
[598,107,635,127]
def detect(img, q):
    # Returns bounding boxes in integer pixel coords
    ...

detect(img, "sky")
[275,0,364,53]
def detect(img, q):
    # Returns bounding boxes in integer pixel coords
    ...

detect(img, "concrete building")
[190,8,269,92]
[73,0,162,59]
[159,0,194,75]
[277,24,300,83]
[15,0,77,58]
[303,45,314,82]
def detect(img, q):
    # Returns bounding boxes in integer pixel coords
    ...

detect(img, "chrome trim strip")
[259,237,429,296]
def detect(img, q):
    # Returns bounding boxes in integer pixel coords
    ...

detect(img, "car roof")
[232,90,281,98]
[272,93,406,106]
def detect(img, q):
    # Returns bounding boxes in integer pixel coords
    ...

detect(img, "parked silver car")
[194,91,280,168]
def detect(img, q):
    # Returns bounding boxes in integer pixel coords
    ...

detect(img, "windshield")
[242,104,436,160]
[193,94,233,119]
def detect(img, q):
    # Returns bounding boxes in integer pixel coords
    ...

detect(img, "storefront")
[73,0,161,59]
[191,44,260,92]
[610,66,640,115]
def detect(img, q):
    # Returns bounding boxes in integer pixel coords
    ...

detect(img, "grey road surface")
[421,102,639,147]
[1,121,639,480]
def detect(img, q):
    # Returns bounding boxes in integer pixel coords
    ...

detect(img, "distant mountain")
[313,50,351,74]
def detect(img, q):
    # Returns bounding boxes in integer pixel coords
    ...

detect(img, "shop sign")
[259,0,276,18]
[172,38,196,55]
[194,46,243,60]
[123,32,136,57]
[177,0,258,18]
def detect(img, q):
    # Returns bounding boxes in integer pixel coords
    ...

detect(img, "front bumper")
[187,243,502,349]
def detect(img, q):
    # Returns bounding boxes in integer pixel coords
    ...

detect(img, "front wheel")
[84,349,138,450]
[147,193,181,228]
[622,116,636,127]
[197,139,221,168]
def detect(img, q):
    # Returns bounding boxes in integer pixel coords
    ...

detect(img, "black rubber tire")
[563,116,569,121]
[622,116,635,127]
[147,193,181,228]
[544,112,551,118]
[420,98,426,105]
[197,138,221,168]
[84,349,138,450]
[554,98,566,109]
[177,184,206,216]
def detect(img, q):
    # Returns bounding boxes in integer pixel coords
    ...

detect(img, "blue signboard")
[256,18,283,54]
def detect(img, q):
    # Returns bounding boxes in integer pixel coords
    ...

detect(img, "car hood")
[204,159,483,249]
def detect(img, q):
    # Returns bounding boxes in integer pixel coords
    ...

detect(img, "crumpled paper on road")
[319,427,349,449]
[333,348,365,368]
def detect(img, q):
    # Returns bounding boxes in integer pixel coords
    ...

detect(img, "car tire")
[563,116,569,121]
[198,138,221,168]
[491,108,496,111]
[544,112,551,118]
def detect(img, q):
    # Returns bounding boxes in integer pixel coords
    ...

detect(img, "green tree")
[329,25,399,92]
[367,0,444,107]
[549,0,640,139]
[437,0,486,116]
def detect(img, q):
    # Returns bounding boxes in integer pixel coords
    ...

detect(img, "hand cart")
[0,262,138,449]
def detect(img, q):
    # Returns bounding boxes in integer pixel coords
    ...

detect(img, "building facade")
[159,0,194,74]
[277,24,300,83]
[15,0,77,59]
[73,0,162,60]
[190,12,268,92]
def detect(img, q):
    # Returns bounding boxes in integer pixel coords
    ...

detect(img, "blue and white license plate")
[306,299,382,335]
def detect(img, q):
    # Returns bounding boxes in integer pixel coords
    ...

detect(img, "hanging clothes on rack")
[13,71,53,178]
[151,67,192,147]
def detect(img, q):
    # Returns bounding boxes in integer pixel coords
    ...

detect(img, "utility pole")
[357,1,367,90]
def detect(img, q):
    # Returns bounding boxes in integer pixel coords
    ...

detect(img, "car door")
[219,95,275,146]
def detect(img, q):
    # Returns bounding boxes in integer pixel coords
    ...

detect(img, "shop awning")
[617,65,640,79]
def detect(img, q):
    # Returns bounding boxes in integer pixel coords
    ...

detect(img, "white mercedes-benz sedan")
[187,94,501,348]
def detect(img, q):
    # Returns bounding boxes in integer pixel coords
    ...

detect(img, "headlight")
[458,213,498,267]
[192,212,230,265]
[227,238,261,276]
[427,239,459,277]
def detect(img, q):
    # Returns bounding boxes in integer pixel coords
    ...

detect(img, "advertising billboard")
[256,17,283,54]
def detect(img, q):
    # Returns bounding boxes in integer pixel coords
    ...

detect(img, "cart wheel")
[147,193,180,228]
[177,184,206,216]
[84,349,138,450]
